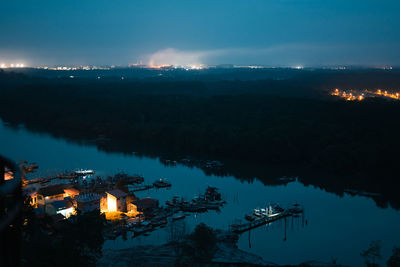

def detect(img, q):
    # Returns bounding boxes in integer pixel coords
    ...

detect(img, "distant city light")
[0,63,26,68]
[331,88,400,101]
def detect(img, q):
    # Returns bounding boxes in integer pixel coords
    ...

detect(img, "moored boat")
[153,178,172,188]
[245,214,256,221]
[253,205,283,218]
[172,214,186,221]
[74,169,95,176]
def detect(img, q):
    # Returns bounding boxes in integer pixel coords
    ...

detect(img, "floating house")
[75,193,102,213]
[105,189,128,212]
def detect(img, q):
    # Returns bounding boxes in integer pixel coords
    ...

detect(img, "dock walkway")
[230,210,299,233]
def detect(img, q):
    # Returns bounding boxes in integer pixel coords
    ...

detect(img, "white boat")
[253,205,281,218]
[74,169,95,175]
[253,208,262,217]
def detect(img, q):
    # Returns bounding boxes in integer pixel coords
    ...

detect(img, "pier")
[230,209,303,234]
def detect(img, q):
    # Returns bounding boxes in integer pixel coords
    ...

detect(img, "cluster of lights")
[36,65,111,71]
[369,89,400,100]
[331,88,400,101]
[331,89,364,101]
[0,63,25,68]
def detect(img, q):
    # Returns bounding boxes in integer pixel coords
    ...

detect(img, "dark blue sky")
[1,0,399,66]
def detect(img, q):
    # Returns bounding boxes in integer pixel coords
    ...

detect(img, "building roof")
[49,199,73,211]
[75,193,102,202]
[64,187,80,196]
[37,184,66,197]
[106,189,127,198]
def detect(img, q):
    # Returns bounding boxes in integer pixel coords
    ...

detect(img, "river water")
[1,120,399,266]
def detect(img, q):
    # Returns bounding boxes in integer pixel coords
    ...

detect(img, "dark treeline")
[1,69,400,208]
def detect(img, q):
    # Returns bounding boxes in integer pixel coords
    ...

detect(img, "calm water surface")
[1,121,399,266]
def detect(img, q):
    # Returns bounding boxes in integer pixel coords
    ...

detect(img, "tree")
[189,223,217,263]
[387,247,400,267]
[361,240,382,267]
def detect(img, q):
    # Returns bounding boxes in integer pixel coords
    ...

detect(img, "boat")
[172,214,186,221]
[203,203,221,210]
[129,175,144,184]
[253,208,262,217]
[132,225,153,237]
[288,203,303,214]
[151,219,168,227]
[166,196,182,206]
[128,184,153,192]
[153,178,172,188]
[245,214,256,221]
[74,169,95,176]
[39,179,51,185]
[181,204,207,212]
[253,205,282,218]
[204,186,222,201]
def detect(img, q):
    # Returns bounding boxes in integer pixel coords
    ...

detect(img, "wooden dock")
[230,210,301,234]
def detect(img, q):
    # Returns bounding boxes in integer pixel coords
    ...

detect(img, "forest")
[1,69,400,208]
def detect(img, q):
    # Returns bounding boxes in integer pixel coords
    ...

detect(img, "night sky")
[1,0,399,66]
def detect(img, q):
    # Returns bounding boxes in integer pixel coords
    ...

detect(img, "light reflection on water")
[1,121,400,266]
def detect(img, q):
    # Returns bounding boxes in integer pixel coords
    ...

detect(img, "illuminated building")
[45,198,75,218]
[35,184,79,207]
[36,185,67,207]
[105,189,127,212]
[63,187,80,198]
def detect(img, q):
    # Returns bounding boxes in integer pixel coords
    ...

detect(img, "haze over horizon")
[1,0,400,67]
